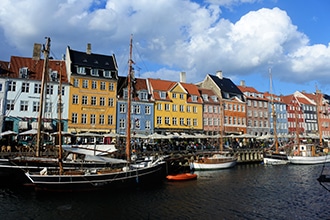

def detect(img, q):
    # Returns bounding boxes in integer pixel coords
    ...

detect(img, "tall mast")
[58,60,63,174]
[126,35,133,163]
[316,88,323,147]
[36,37,50,157]
[269,68,278,153]
[220,99,224,151]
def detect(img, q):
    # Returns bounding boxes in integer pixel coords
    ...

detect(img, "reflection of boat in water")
[24,36,167,192]
[190,153,237,170]
[166,173,197,181]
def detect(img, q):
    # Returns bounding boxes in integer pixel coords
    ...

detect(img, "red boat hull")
[166,173,197,181]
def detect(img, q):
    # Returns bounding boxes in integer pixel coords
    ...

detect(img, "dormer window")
[211,96,218,102]
[191,95,198,102]
[77,67,86,75]
[91,69,99,76]
[160,91,166,99]
[104,70,112,78]
[50,70,58,82]
[202,94,208,101]
[19,67,28,78]
[139,91,148,101]
[123,89,128,99]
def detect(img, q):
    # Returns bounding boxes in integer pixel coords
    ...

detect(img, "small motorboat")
[166,173,197,181]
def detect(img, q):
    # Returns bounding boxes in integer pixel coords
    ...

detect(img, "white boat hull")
[287,155,330,165]
[191,160,236,170]
[263,158,289,165]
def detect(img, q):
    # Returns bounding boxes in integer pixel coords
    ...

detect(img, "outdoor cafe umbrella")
[0,130,17,136]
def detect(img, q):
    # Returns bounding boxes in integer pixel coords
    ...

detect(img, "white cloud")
[0,0,330,92]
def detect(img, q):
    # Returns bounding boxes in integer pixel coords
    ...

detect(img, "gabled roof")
[8,56,68,83]
[147,78,176,101]
[180,82,203,104]
[208,74,244,99]
[117,76,150,101]
[198,87,219,104]
[68,47,117,70]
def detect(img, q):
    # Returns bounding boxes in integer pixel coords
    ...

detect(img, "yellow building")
[147,77,203,133]
[65,45,118,134]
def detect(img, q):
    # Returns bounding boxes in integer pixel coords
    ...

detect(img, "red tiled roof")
[9,56,68,83]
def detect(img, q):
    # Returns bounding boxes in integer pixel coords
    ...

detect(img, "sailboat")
[190,99,237,170]
[23,36,167,192]
[263,69,289,165]
[287,89,330,164]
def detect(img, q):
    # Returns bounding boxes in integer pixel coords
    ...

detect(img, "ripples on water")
[1,164,329,220]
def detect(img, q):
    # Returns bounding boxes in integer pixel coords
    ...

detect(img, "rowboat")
[166,173,197,181]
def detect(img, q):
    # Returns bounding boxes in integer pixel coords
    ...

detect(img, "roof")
[198,87,219,104]
[7,56,68,83]
[180,82,203,104]
[208,74,244,99]
[147,78,176,101]
[117,76,150,101]
[0,60,10,75]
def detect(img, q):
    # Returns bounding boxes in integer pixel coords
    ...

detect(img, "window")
[157,103,162,111]
[172,93,177,98]
[160,91,166,99]
[187,106,191,113]
[22,83,29,93]
[191,95,197,102]
[45,102,52,113]
[92,80,97,89]
[100,82,106,90]
[91,69,99,76]
[91,96,96,105]
[34,83,41,94]
[145,106,151,114]
[107,115,113,125]
[72,113,78,124]
[180,105,184,112]
[108,98,114,107]
[119,119,125,129]
[180,118,184,126]
[156,116,162,125]
[193,106,197,113]
[73,79,79,87]
[172,117,177,126]
[165,104,170,111]
[82,80,88,88]
[109,83,114,91]
[33,101,39,112]
[100,97,105,106]
[8,81,16,91]
[133,105,140,114]
[165,117,170,125]
[19,67,28,78]
[81,114,87,124]
[145,120,151,130]
[180,94,184,99]
[20,101,28,111]
[119,104,126,113]
[134,119,140,129]
[46,85,53,95]
[6,100,14,110]
[72,95,78,104]
[82,96,88,105]
[104,70,112,78]
[99,114,105,124]
[172,104,177,112]
[77,67,86,74]
[90,114,96,125]
[187,118,191,126]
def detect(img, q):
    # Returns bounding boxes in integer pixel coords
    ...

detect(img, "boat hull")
[263,153,289,165]
[166,173,197,181]
[25,162,166,192]
[191,158,237,170]
[287,155,330,165]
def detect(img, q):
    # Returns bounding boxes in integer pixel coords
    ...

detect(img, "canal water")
[0,163,329,220]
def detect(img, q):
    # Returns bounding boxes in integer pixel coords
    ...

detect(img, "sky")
[1,0,330,96]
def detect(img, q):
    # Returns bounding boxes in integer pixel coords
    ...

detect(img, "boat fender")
[122,166,130,172]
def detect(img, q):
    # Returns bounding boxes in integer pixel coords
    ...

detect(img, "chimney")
[180,71,186,83]
[240,80,245,87]
[32,43,41,60]
[86,43,91,55]
[216,70,223,79]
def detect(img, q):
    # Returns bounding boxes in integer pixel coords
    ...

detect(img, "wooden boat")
[24,36,167,192]
[190,153,237,170]
[166,173,197,181]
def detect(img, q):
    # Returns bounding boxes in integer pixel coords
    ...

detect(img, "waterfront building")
[197,71,246,136]
[65,44,118,134]
[282,94,305,135]
[198,87,221,136]
[0,55,69,134]
[116,76,154,137]
[147,73,203,135]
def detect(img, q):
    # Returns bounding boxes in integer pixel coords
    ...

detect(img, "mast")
[269,69,278,153]
[36,37,50,157]
[219,99,224,151]
[316,88,323,148]
[58,60,63,174]
[126,35,133,163]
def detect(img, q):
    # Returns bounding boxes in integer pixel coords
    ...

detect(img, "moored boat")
[190,153,237,170]
[166,173,197,181]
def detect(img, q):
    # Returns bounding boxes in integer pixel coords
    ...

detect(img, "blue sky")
[1,0,330,96]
